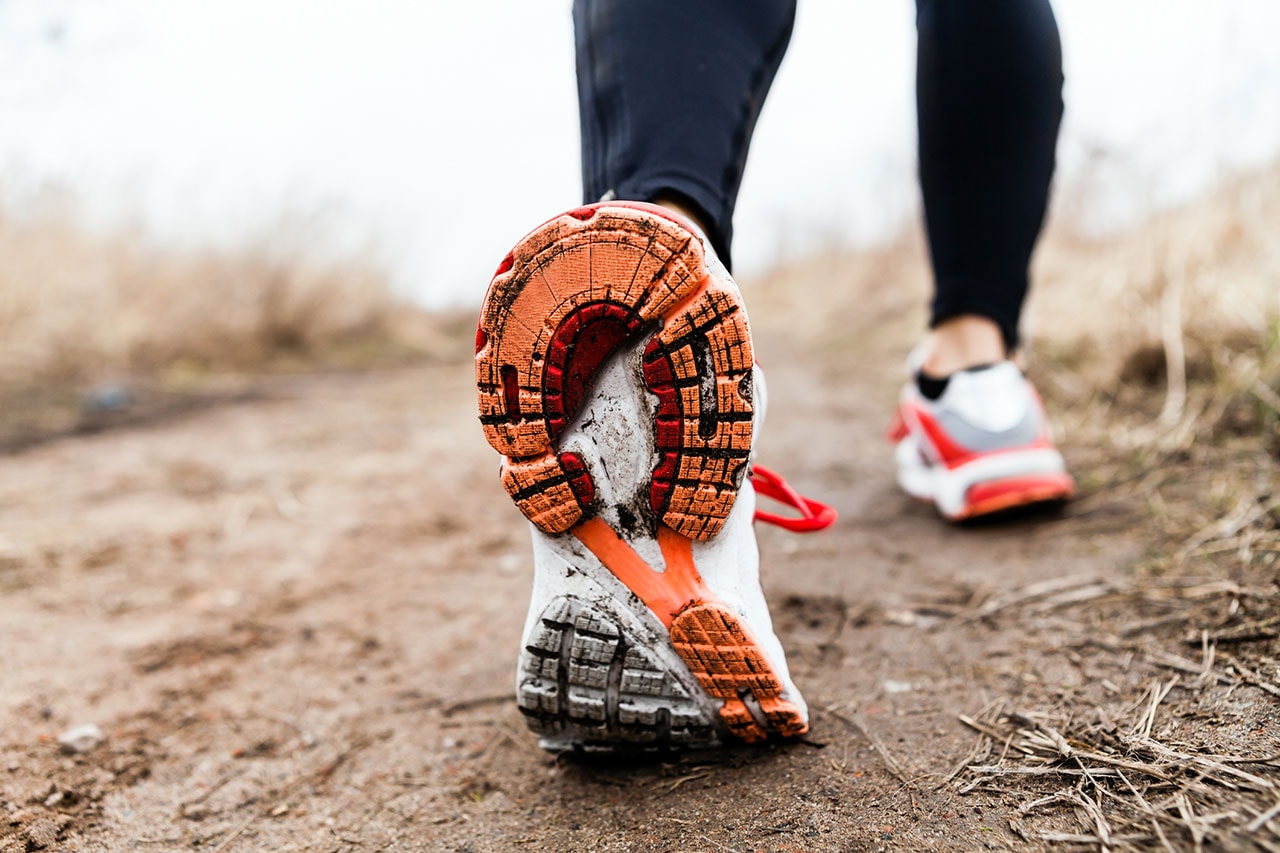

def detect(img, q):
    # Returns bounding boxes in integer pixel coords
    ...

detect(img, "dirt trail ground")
[3,180,1280,851]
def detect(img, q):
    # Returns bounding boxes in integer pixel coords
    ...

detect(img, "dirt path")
[2,268,1277,851]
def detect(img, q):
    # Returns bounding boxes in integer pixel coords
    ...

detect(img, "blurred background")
[1,0,1278,305]
[1,0,1278,436]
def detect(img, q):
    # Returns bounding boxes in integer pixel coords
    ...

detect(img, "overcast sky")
[1,1,1278,307]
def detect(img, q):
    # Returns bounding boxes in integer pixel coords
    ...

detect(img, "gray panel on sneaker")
[932,404,1042,453]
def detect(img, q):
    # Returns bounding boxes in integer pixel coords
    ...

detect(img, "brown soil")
[3,210,1279,851]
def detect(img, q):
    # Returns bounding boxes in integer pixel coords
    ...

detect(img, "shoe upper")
[895,361,1057,469]
[890,358,1073,519]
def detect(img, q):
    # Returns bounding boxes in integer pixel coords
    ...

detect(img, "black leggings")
[573,0,1063,351]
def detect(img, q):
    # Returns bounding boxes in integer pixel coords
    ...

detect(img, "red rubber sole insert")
[475,202,754,539]
[958,473,1075,520]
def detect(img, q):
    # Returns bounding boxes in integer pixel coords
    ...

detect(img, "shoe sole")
[477,201,752,541]
[476,202,806,748]
[954,472,1074,520]
[896,439,1074,521]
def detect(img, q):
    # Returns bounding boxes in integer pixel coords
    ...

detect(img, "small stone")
[22,815,64,848]
[44,790,64,807]
[81,383,132,413]
[57,723,104,754]
[182,803,209,821]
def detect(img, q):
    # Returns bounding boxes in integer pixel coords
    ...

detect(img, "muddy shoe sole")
[475,202,807,750]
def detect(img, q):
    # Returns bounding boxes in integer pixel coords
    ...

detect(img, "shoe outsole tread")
[476,202,752,541]
[517,597,719,750]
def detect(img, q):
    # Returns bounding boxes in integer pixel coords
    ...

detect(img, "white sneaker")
[889,360,1074,521]
[475,201,833,751]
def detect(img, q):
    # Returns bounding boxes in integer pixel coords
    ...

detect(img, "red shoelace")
[751,465,837,533]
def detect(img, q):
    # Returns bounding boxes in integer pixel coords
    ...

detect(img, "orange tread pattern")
[669,604,808,742]
[475,202,754,539]
[499,453,585,535]
[643,281,754,539]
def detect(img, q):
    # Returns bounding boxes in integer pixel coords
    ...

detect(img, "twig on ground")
[1071,786,1115,851]
[1146,649,1236,687]
[1131,677,1179,740]
[826,706,909,785]
[1247,796,1280,834]
[211,813,259,853]
[665,772,711,793]
[1114,767,1178,853]
[1036,831,1149,844]
[441,693,512,717]
[1176,499,1267,564]
[961,574,1108,623]
[1221,652,1280,698]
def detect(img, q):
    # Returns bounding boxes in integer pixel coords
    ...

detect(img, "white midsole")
[895,435,1067,519]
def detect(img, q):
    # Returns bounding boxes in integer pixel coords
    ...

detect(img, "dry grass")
[956,465,1280,848]
[0,203,471,450]
[962,163,1280,850]
[0,206,458,389]
[748,157,1280,850]
[1030,162,1280,456]
[946,572,1280,850]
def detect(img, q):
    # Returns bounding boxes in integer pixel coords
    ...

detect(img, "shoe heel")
[517,597,720,750]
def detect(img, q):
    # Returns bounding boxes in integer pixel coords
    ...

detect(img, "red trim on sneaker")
[901,402,1055,470]
[751,465,837,532]
[885,409,909,443]
[958,473,1075,519]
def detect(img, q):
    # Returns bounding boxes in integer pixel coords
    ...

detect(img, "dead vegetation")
[1,209,400,383]
[943,163,1280,850]
[746,158,1280,849]
[939,569,1280,850]
[1031,161,1280,458]
[0,201,468,450]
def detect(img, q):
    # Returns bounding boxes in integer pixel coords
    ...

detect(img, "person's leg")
[573,0,796,269]
[892,0,1073,520]
[914,0,1063,375]
[475,0,833,752]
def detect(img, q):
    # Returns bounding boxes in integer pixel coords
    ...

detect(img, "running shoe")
[475,201,834,752]
[888,360,1074,521]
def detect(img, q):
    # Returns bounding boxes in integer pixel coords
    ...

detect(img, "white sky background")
[0,1,1278,308]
